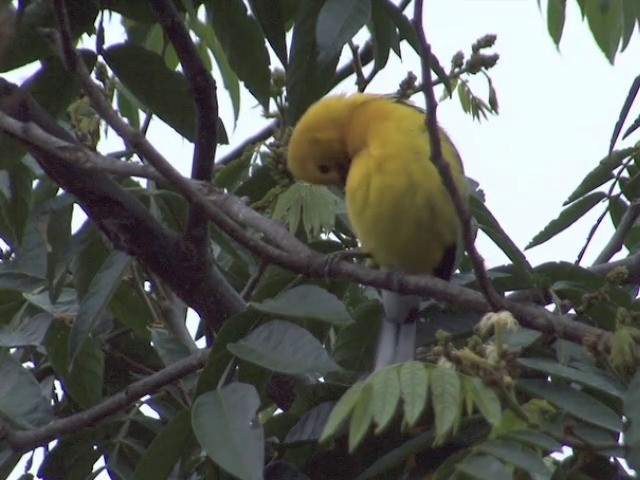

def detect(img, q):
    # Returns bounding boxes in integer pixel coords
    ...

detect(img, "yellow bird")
[287,94,466,370]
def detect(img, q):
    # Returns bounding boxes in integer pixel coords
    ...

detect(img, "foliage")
[0,1,638,480]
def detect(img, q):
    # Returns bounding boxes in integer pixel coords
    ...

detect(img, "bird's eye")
[318,164,330,175]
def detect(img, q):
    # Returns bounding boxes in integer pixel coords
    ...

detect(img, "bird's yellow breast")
[343,98,465,274]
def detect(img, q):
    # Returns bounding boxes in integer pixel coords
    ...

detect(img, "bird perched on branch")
[287,93,466,370]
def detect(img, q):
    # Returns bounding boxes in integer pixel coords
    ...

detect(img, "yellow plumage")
[287,93,466,368]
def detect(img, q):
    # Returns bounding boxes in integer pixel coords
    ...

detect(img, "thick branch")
[0,80,245,331]
[0,103,615,360]
[150,0,218,250]
[1,350,208,453]
[50,3,245,334]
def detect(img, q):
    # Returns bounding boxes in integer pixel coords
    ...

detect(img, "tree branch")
[150,0,218,252]
[0,350,209,453]
[412,0,503,311]
[216,122,276,166]
[593,199,640,265]
[0,101,615,362]
[50,1,245,335]
[0,79,245,332]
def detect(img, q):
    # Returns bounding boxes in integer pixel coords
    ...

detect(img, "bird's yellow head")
[287,94,371,186]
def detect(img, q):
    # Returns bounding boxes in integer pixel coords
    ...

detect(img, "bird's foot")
[323,249,372,277]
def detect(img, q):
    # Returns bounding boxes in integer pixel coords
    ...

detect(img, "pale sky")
[8,1,640,478]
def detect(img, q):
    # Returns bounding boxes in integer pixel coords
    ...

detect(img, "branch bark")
[0,103,616,353]
[412,0,503,311]
[0,79,245,331]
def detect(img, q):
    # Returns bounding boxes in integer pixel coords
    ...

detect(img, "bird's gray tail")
[374,291,421,370]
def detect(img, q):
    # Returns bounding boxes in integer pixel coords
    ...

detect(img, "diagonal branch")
[0,350,209,453]
[593,199,640,265]
[0,97,615,362]
[412,0,503,311]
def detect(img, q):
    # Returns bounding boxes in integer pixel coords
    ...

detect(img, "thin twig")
[576,155,635,265]
[241,261,269,300]
[216,122,276,166]
[348,40,367,92]
[412,0,503,311]
[0,350,208,453]
[593,200,640,265]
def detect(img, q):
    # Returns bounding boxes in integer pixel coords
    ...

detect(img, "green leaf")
[564,148,633,204]
[286,0,340,124]
[399,361,429,427]
[477,440,550,475]
[248,0,288,66]
[37,431,102,480]
[621,0,639,51]
[150,327,194,369]
[355,429,436,480]
[370,0,393,69]
[332,300,382,371]
[189,19,241,123]
[284,401,334,444]
[518,358,623,398]
[109,283,151,339]
[320,382,364,442]
[116,83,141,130]
[196,309,260,395]
[431,366,461,442]
[251,285,353,325]
[0,0,97,72]
[0,162,35,252]
[132,410,193,480]
[316,0,371,66]
[192,383,264,480]
[272,183,342,240]
[47,321,105,408]
[370,367,401,433]
[547,0,567,46]
[464,377,502,426]
[504,429,562,451]
[378,0,420,53]
[0,312,52,347]
[518,379,623,432]
[207,0,271,108]
[24,50,97,118]
[610,80,640,153]
[469,196,532,278]
[456,455,512,480]
[227,320,340,374]
[69,250,131,363]
[104,42,228,143]
[0,350,53,428]
[625,371,640,472]
[349,383,373,452]
[44,194,74,300]
[526,191,606,249]
[584,0,624,64]
[69,336,105,407]
[24,288,78,315]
